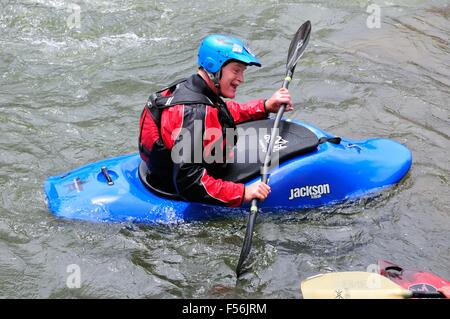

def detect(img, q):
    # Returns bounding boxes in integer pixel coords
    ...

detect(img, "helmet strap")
[206,70,222,95]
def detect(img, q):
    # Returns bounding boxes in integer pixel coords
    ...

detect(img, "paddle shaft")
[236,21,311,277]
[250,68,294,211]
[236,71,294,277]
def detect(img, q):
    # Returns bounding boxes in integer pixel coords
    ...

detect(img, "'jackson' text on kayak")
[289,184,331,200]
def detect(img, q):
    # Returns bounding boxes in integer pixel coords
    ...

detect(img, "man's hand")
[244,182,271,203]
[265,88,293,113]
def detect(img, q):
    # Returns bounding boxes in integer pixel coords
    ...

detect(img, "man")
[139,34,292,207]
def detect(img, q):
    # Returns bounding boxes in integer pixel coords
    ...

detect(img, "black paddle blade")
[286,20,311,71]
[236,211,257,277]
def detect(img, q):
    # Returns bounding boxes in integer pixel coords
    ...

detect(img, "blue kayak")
[44,119,412,223]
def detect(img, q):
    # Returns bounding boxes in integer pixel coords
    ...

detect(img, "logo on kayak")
[289,184,331,200]
[334,289,345,299]
[409,283,438,293]
[260,135,288,153]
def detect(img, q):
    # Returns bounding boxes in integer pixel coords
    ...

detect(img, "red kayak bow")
[378,260,450,298]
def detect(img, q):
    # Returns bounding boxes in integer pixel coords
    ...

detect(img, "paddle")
[235,21,312,278]
[301,272,445,299]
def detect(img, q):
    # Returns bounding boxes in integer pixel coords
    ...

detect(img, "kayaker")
[139,34,293,207]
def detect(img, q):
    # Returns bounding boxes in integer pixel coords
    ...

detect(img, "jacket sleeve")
[226,98,268,124]
[171,105,245,207]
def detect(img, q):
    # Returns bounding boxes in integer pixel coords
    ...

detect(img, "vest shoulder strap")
[147,78,214,110]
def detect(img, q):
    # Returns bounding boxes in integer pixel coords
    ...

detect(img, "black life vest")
[138,75,236,185]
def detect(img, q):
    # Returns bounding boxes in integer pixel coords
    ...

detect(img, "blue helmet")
[198,34,261,74]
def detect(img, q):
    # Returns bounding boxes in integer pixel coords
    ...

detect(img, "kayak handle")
[101,166,114,186]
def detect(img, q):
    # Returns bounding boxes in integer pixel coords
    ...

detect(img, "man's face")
[219,61,247,98]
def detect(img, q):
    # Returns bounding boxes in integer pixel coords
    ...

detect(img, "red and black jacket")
[139,74,268,207]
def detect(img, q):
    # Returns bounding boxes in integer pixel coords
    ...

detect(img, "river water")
[0,0,449,298]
